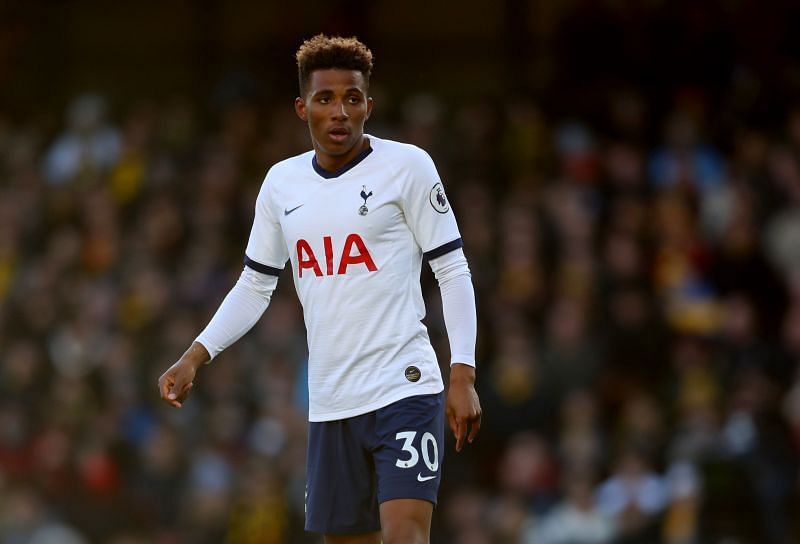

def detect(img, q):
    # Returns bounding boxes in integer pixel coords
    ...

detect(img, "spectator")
[42,94,121,185]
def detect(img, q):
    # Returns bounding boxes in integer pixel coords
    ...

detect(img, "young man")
[158,35,481,544]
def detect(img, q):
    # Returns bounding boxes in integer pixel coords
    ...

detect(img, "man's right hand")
[158,342,210,408]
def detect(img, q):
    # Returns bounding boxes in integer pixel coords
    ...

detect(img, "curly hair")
[295,34,374,96]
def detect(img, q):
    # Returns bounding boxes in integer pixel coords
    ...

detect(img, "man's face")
[295,69,373,166]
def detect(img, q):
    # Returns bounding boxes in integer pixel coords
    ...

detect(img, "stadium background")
[2,1,800,542]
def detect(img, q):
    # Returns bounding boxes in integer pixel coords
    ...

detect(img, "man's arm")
[428,248,482,451]
[157,267,278,408]
[397,146,480,449]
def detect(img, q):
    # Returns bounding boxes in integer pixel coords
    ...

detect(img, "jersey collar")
[312,143,373,179]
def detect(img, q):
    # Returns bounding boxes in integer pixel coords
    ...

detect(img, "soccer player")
[158,34,481,544]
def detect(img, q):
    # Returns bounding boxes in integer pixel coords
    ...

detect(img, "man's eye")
[348,97,361,104]
[318,97,331,104]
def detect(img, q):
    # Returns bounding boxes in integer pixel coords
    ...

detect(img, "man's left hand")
[446,363,482,452]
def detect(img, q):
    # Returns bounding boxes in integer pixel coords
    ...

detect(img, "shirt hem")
[308,382,444,422]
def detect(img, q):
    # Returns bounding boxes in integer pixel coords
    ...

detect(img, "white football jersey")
[244,135,463,422]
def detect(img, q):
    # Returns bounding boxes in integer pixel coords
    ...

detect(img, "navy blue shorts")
[305,392,445,535]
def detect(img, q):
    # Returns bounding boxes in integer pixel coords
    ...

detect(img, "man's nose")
[332,101,349,119]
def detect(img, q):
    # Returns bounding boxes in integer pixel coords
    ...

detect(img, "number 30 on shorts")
[394,431,439,471]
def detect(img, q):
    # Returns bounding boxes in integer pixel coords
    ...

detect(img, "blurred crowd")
[3,38,800,544]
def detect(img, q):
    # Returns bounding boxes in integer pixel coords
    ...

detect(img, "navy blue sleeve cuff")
[423,238,463,260]
[244,255,282,276]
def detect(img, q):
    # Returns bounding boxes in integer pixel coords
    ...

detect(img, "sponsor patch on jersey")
[429,183,449,214]
[404,366,421,382]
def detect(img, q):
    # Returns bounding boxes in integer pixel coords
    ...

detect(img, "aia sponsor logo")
[296,234,377,277]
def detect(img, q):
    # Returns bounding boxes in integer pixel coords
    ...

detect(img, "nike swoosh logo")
[417,473,437,482]
[284,204,304,216]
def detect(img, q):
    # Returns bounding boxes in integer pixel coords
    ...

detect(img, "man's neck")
[315,136,369,173]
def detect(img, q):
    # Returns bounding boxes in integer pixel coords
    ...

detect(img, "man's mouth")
[328,127,349,143]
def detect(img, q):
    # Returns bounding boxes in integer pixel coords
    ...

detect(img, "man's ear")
[365,96,374,121]
[295,97,307,121]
